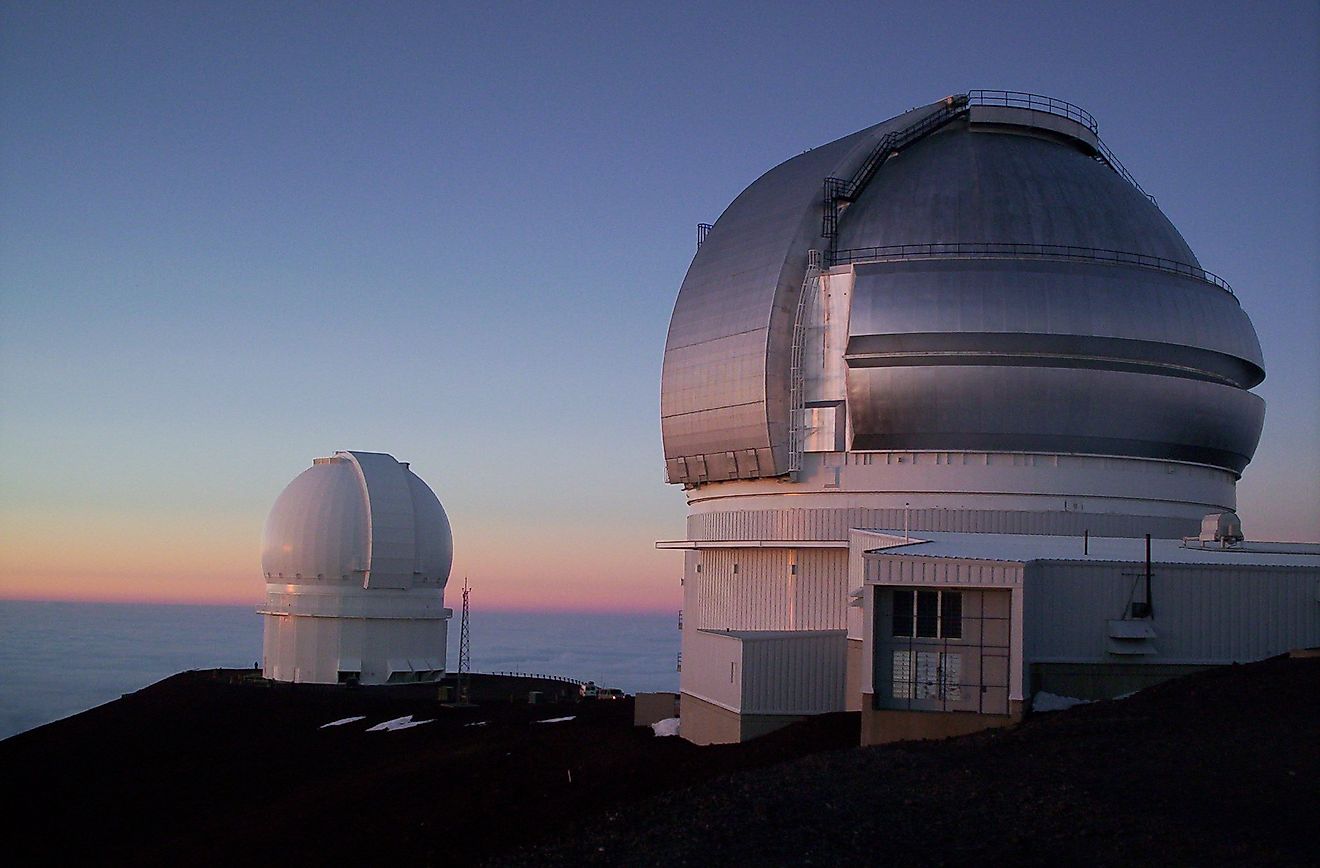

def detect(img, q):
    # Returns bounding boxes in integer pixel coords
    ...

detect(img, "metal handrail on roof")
[828,241,1234,296]
[965,90,1154,203]
[966,89,1098,133]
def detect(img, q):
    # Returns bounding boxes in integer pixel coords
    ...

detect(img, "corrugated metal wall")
[868,556,1025,588]
[1025,562,1320,663]
[690,507,1191,541]
[693,548,849,631]
[741,631,848,714]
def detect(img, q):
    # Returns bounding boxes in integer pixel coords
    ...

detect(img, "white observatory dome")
[258,450,454,685]
[261,450,453,589]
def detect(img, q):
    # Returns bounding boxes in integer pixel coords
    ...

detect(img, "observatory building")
[659,91,1319,744]
[259,450,453,685]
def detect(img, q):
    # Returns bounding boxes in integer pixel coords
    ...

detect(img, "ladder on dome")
[787,249,823,478]
[822,95,969,261]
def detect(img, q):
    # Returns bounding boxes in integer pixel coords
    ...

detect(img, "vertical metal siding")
[741,632,848,714]
[1025,563,1320,663]
[689,507,1192,541]
[692,548,849,631]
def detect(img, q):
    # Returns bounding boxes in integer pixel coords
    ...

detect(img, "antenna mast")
[457,577,471,703]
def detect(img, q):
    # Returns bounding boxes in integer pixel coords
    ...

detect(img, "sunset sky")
[2,2,1317,611]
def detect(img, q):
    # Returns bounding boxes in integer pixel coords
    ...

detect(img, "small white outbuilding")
[258,450,453,685]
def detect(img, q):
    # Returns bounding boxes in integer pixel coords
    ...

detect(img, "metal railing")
[966,89,1098,133]
[488,670,584,686]
[966,90,1153,203]
[828,241,1233,295]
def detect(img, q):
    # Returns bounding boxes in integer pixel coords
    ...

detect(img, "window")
[893,650,963,701]
[891,589,963,640]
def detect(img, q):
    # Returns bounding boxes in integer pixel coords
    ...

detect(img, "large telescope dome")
[661,92,1264,486]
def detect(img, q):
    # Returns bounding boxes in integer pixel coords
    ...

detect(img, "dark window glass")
[916,590,939,638]
[892,590,913,637]
[942,592,962,639]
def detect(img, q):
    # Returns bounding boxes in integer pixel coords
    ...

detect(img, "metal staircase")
[787,249,823,477]
[822,95,969,258]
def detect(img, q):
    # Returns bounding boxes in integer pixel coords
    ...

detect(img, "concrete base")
[845,639,863,712]
[679,692,807,745]
[634,692,680,727]
[861,698,1023,746]
[1030,662,1212,701]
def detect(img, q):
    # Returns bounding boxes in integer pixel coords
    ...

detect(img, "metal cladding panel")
[1024,562,1320,663]
[845,365,1265,473]
[834,123,1199,263]
[661,101,955,482]
[688,508,1197,542]
[741,632,848,714]
[346,451,416,589]
[692,548,849,632]
[847,259,1264,384]
[405,470,453,588]
[682,629,745,711]
[262,459,369,581]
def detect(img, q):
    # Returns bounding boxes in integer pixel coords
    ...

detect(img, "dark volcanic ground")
[3,658,1317,866]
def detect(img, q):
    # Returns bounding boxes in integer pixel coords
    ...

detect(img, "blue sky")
[1,1,1317,607]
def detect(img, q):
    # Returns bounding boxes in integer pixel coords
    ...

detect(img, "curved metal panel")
[845,366,1265,473]
[661,100,957,482]
[406,469,453,588]
[835,123,1198,264]
[846,259,1265,385]
[261,458,368,581]
[346,451,417,590]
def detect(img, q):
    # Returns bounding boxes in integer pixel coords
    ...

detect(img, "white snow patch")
[1032,692,1094,713]
[320,715,367,728]
[464,721,489,727]
[650,717,680,737]
[366,715,435,732]
[533,716,576,724]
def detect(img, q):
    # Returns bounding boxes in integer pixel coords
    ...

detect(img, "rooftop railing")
[966,90,1154,202]
[967,89,1098,133]
[828,241,1234,295]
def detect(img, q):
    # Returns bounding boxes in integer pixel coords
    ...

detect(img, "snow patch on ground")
[320,716,367,728]
[465,721,489,727]
[534,716,576,724]
[366,715,435,731]
[650,717,680,737]
[1032,692,1094,713]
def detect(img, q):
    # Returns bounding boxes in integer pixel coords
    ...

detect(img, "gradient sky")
[2,1,1317,611]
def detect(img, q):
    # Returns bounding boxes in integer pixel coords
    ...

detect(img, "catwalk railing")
[828,241,1233,295]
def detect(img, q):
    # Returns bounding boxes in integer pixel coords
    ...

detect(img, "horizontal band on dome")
[847,433,1254,475]
[844,332,1264,388]
[830,242,1233,295]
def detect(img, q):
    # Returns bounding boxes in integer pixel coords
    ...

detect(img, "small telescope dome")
[261,450,452,589]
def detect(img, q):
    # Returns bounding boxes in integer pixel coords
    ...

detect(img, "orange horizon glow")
[0,508,684,613]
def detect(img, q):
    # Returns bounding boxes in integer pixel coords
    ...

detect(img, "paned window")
[891,589,963,639]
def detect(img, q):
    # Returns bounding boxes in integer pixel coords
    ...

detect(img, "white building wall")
[683,629,744,712]
[692,548,848,631]
[261,614,448,684]
[1025,562,1320,664]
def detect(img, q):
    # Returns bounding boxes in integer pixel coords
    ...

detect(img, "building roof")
[859,529,1320,568]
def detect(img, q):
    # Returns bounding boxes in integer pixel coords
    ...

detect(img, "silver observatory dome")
[661,92,1264,489]
[262,450,453,588]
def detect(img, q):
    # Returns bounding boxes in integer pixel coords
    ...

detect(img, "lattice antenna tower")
[457,577,471,702]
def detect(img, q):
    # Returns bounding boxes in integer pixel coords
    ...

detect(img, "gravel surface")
[3,658,1316,866]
